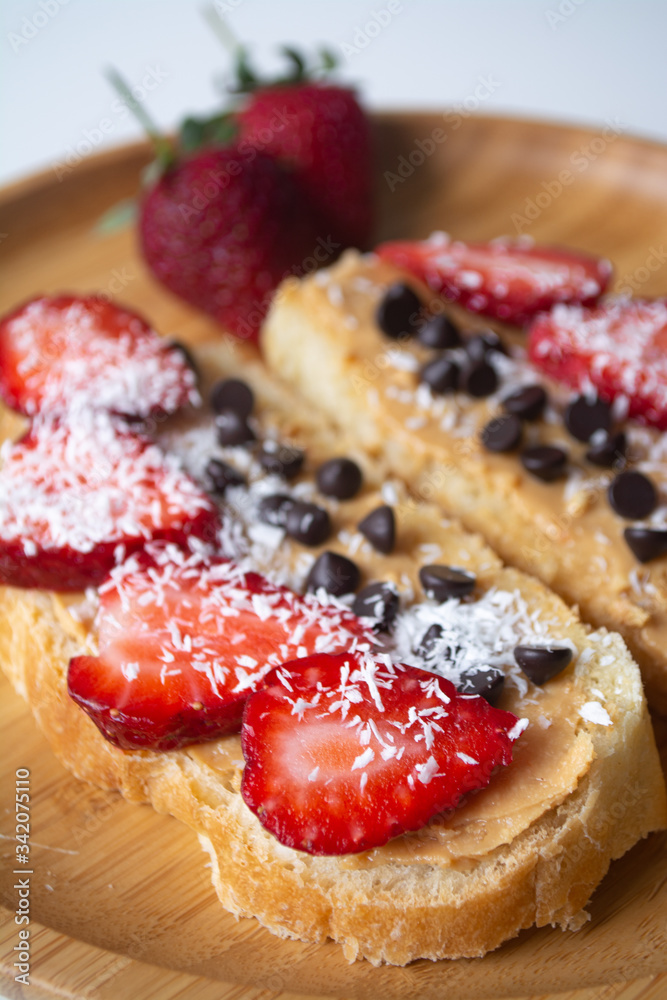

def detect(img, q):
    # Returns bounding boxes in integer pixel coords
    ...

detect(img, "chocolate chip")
[624,527,667,563]
[416,623,444,656]
[502,384,547,422]
[167,340,199,381]
[259,443,305,480]
[316,457,362,499]
[420,355,460,394]
[306,551,360,596]
[608,470,657,520]
[465,330,507,360]
[205,458,245,495]
[480,414,522,453]
[514,645,573,685]
[216,410,256,447]
[415,624,462,662]
[257,493,295,528]
[358,505,395,554]
[210,378,254,418]
[520,445,567,482]
[459,359,499,398]
[586,430,627,468]
[457,666,505,705]
[352,582,399,631]
[417,314,461,349]
[564,395,612,443]
[419,564,476,601]
[285,501,332,546]
[376,283,423,339]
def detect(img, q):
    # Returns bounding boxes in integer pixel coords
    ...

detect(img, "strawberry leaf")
[179,112,238,153]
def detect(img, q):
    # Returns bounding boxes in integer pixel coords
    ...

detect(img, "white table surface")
[1,0,667,187]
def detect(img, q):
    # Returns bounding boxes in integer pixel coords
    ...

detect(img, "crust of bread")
[0,342,665,966]
[262,255,667,714]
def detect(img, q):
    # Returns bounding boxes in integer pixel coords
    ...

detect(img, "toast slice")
[263,251,667,713]
[0,335,665,966]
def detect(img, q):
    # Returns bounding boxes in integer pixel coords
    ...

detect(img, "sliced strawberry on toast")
[68,548,373,750]
[0,414,219,590]
[529,298,667,430]
[0,295,198,418]
[377,235,612,326]
[241,652,525,855]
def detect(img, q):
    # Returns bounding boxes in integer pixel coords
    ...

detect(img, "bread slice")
[0,337,665,966]
[263,251,667,713]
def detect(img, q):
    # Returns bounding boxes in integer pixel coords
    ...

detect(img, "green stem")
[106,68,173,168]
[201,4,242,57]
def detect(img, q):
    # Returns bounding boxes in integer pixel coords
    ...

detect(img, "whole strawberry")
[234,48,374,251]
[139,146,319,341]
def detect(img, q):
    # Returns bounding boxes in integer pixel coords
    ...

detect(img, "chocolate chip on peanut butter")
[586,430,626,468]
[520,445,568,482]
[624,526,667,563]
[415,623,445,656]
[417,314,461,350]
[205,458,245,495]
[216,410,256,447]
[352,582,399,631]
[502,384,547,422]
[564,394,612,443]
[358,505,396,554]
[608,470,657,520]
[316,457,362,499]
[306,551,360,596]
[465,329,508,360]
[420,355,460,394]
[513,645,573,685]
[481,414,522,453]
[257,493,295,527]
[414,625,463,666]
[286,501,332,546]
[259,443,305,480]
[419,564,476,601]
[459,359,498,398]
[376,283,423,339]
[457,666,505,705]
[210,377,254,418]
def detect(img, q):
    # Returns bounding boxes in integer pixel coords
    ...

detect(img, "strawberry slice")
[68,548,373,751]
[0,295,198,418]
[0,414,219,590]
[241,652,524,855]
[377,235,612,326]
[529,298,667,430]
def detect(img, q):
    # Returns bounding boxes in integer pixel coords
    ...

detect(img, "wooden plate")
[0,113,666,1000]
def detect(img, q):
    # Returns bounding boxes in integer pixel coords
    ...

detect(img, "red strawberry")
[377,235,612,326]
[68,547,373,750]
[529,298,667,430]
[237,82,373,250]
[0,414,219,591]
[241,652,524,855]
[139,147,321,342]
[0,295,198,418]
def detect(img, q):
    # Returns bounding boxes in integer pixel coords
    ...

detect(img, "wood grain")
[0,114,666,1000]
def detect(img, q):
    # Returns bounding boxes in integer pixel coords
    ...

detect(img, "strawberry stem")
[201,5,258,89]
[106,68,174,170]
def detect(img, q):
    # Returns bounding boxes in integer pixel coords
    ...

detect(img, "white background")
[2,0,667,186]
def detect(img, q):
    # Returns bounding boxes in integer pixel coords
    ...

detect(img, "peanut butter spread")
[184,671,593,868]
